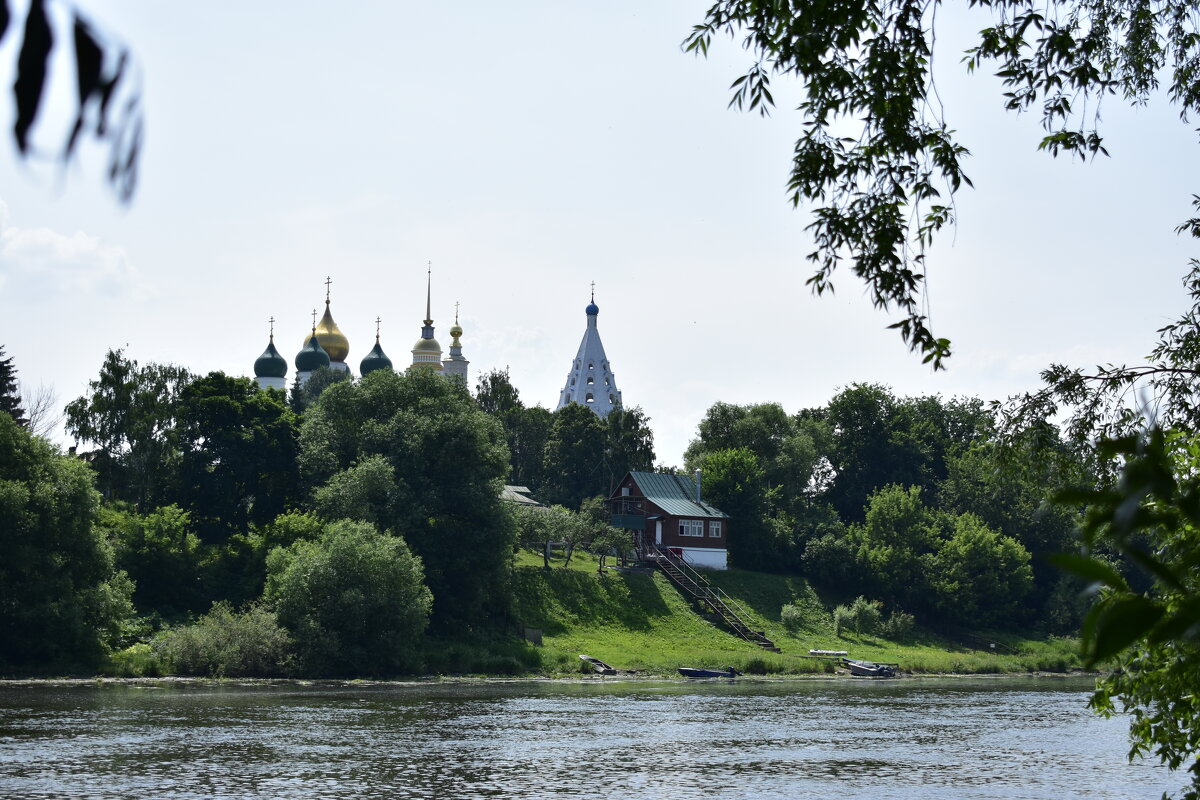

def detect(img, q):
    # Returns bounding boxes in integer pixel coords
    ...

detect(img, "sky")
[1,0,1196,467]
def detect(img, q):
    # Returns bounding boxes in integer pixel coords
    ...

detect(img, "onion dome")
[295,331,330,372]
[361,321,394,376]
[307,300,349,363]
[254,336,287,378]
[449,321,463,339]
[361,340,393,375]
[586,283,599,316]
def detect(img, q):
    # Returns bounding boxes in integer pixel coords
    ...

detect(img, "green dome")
[254,338,287,378]
[295,333,330,372]
[360,339,393,375]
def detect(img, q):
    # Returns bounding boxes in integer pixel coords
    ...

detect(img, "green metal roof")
[627,471,729,519]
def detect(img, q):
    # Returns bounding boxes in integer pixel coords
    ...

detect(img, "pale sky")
[1,0,1195,466]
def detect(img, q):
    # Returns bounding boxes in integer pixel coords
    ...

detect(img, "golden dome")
[412,337,443,353]
[306,302,349,363]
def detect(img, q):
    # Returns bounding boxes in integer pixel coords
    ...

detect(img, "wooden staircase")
[649,545,780,652]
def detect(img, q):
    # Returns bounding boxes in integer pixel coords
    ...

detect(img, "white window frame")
[709,521,722,538]
[679,519,704,537]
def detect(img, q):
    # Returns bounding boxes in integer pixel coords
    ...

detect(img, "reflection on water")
[0,676,1179,799]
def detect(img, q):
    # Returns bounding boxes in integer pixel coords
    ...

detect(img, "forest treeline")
[1,347,1099,677]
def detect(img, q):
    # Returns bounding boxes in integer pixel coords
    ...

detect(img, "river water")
[0,676,1181,799]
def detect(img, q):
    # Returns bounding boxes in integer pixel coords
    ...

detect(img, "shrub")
[106,643,161,677]
[154,601,294,677]
[265,519,432,676]
[847,596,882,635]
[780,603,805,633]
[879,608,916,640]
[833,604,851,637]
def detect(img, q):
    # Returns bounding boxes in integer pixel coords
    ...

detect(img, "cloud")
[0,199,151,301]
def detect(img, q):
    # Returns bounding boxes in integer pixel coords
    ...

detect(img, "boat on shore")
[678,666,741,679]
[579,655,617,675]
[841,657,898,678]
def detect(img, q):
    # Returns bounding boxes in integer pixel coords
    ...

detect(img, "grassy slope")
[511,552,1079,677]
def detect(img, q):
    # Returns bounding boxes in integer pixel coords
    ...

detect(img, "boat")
[579,654,617,675]
[841,657,898,678]
[677,666,741,679]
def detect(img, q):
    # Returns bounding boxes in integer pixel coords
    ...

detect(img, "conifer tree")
[0,346,27,427]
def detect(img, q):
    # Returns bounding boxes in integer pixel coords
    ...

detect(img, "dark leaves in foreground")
[3,2,142,202]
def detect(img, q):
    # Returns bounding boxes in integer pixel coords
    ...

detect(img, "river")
[0,676,1181,799]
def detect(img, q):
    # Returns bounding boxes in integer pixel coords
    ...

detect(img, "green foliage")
[687,0,1200,364]
[832,604,850,638]
[931,514,1034,627]
[879,608,916,641]
[847,596,883,635]
[780,603,805,633]
[1055,429,1200,799]
[176,372,299,542]
[0,413,134,670]
[65,349,191,507]
[265,519,432,676]
[0,346,27,427]
[299,368,512,628]
[288,365,350,412]
[313,454,397,529]
[102,504,204,617]
[153,601,294,677]
[539,403,610,508]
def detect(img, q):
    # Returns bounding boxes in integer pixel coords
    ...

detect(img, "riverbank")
[508,556,1079,678]
[25,555,1079,681]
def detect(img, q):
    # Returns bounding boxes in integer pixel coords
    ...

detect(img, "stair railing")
[649,544,771,645]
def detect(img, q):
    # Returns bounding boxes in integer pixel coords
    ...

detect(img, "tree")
[699,447,775,570]
[0,346,26,427]
[298,368,513,629]
[540,403,609,508]
[288,366,350,413]
[101,504,203,618]
[0,412,133,670]
[265,519,432,676]
[176,372,299,542]
[64,349,191,508]
[20,381,60,439]
[687,0,1200,365]
[1056,429,1200,800]
[931,513,1034,627]
[475,368,522,415]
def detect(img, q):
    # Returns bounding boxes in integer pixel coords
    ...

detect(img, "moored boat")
[579,654,617,675]
[841,657,898,678]
[678,666,741,679]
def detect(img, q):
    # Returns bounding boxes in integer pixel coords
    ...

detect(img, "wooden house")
[608,471,730,569]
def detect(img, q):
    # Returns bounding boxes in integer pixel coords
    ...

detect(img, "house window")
[709,521,722,538]
[679,519,704,537]
[621,487,630,496]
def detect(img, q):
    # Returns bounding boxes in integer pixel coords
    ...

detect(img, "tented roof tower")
[557,287,622,417]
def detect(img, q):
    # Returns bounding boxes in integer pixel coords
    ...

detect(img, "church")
[251,271,469,390]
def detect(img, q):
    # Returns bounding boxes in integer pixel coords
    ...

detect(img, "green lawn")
[510,556,1080,677]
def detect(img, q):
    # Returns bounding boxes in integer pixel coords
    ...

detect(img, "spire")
[558,287,621,417]
[443,301,468,381]
[411,262,443,370]
[424,261,433,326]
